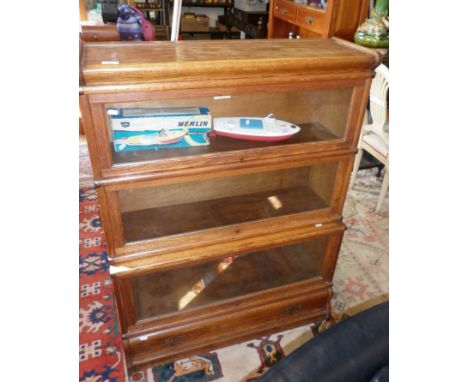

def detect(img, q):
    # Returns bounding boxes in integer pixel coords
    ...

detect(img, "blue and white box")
[108,107,212,152]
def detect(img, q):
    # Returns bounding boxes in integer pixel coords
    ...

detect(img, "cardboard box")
[234,0,269,12]
[109,107,212,152]
[181,13,210,32]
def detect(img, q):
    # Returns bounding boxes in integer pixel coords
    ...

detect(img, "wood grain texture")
[273,0,298,24]
[79,38,380,371]
[124,277,331,333]
[296,6,326,35]
[112,277,136,334]
[102,189,125,249]
[118,167,311,212]
[81,24,120,42]
[88,102,113,170]
[98,148,355,189]
[268,0,368,41]
[111,212,342,270]
[83,75,370,180]
[321,230,345,282]
[79,0,87,22]
[129,239,329,320]
[81,38,380,89]
[120,186,326,242]
[100,153,351,260]
[83,68,375,95]
[120,279,331,370]
[333,0,369,40]
[111,220,345,276]
[96,186,129,254]
[79,95,103,179]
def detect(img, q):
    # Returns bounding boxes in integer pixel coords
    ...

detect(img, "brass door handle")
[305,16,314,24]
[281,8,288,14]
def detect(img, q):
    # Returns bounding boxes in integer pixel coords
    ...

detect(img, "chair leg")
[376,166,389,213]
[376,164,384,178]
[350,148,364,189]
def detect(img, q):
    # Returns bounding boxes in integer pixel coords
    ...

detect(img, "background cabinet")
[80,38,380,370]
[169,0,235,39]
[268,0,368,40]
[131,0,171,39]
[232,8,269,38]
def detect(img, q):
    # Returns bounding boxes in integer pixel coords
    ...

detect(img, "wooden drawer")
[296,6,326,34]
[123,283,331,370]
[273,0,297,23]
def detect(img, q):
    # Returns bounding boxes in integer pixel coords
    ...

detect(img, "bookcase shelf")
[111,122,339,166]
[121,186,327,242]
[131,237,327,319]
[131,0,170,39]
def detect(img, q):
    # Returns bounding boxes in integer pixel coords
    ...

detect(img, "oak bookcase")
[79,38,381,371]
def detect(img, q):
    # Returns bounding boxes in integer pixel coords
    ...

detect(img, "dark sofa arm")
[258,301,389,382]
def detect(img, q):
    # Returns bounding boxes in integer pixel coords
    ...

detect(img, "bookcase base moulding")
[121,281,334,369]
[80,38,381,371]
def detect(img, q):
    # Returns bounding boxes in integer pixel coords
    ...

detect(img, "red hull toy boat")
[213,115,301,142]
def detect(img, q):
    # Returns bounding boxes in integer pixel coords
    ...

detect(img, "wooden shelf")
[122,186,327,242]
[132,237,327,319]
[112,122,338,166]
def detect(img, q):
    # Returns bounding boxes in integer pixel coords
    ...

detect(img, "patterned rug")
[79,142,388,382]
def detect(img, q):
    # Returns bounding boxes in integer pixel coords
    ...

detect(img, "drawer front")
[273,0,297,23]
[296,6,326,34]
[125,286,331,369]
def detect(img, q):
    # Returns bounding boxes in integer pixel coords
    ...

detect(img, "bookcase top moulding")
[80,38,381,93]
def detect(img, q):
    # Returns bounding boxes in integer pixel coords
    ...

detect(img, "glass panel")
[131,236,328,320]
[118,162,338,243]
[85,0,103,23]
[305,0,327,11]
[105,87,352,165]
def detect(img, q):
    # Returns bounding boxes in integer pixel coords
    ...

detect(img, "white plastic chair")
[349,64,389,213]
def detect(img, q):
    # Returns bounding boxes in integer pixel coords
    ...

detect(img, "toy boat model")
[114,126,188,149]
[213,115,300,142]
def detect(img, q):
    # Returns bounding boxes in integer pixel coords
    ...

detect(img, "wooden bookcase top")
[80,38,381,91]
